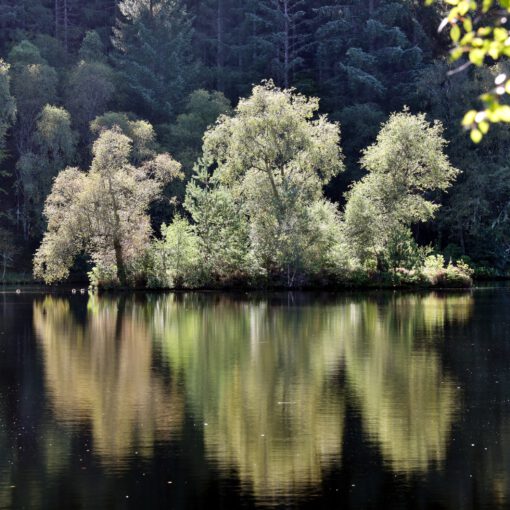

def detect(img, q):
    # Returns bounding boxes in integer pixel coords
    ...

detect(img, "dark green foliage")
[0,0,54,53]
[32,35,68,68]
[112,0,199,122]
[65,60,115,139]
[163,89,232,173]
[0,60,16,163]
[414,61,510,269]
[244,0,310,88]
[79,30,107,63]
[0,0,507,278]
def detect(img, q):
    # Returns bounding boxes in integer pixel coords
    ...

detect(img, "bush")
[147,217,202,289]
[88,265,118,289]
[391,267,427,286]
[421,255,473,288]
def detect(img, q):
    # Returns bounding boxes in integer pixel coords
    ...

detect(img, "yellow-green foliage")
[342,110,459,270]
[187,81,346,286]
[34,128,181,285]
[426,0,510,140]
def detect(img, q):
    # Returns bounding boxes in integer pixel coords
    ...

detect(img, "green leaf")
[460,32,474,44]
[462,110,478,126]
[469,48,486,66]
[457,0,471,15]
[489,43,502,60]
[470,129,483,143]
[497,105,510,122]
[463,17,473,32]
[478,121,490,134]
[450,24,461,42]
[482,0,493,11]
[477,27,492,36]
[451,47,464,60]
[494,27,508,42]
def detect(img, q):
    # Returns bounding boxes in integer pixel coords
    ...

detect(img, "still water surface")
[0,287,509,509]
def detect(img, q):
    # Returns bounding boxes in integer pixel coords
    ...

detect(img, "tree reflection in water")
[31,291,475,504]
[151,295,346,504]
[33,295,183,467]
[343,293,472,474]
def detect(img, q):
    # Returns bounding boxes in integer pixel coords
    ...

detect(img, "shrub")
[421,255,473,288]
[147,217,202,289]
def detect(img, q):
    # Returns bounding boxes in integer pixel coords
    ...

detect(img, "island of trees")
[0,0,508,289]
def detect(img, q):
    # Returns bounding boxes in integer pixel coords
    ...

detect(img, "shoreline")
[2,279,508,294]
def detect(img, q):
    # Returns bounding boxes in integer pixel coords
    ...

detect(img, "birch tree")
[34,128,182,285]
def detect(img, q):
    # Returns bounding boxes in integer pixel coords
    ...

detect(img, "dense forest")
[0,0,508,288]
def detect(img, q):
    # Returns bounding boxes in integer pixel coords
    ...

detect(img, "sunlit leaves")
[198,82,346,284]
[461,71,510,137]
[426,0,510,141]
[343,111,459,268]
[34,128,181,285]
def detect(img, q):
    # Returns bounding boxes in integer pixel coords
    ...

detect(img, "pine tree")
[187,0,248,94]
[311,0,431,183]
[240,0,310,88]
[112,0,199,123]
[54,0,80,53]
[0,0,53,54]
[0,61,16,164]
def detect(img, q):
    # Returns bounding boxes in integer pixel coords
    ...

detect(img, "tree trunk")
[55,0,59,40]
[55,0,70,52]
[63,0,68,53]
[113,237,127,286]
[368,0,376,52]
[106,172,127,286]
[114,295,126,341]
[283,0,290,88]
[216,0,225,91]
[368,0,375,17]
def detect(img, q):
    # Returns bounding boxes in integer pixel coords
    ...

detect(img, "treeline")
[33,83,472,289]
[0,0,509,283]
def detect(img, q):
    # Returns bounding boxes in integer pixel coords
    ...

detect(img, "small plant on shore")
[422,255,474,288]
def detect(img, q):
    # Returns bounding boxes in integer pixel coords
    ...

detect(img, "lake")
[0,286,509,509]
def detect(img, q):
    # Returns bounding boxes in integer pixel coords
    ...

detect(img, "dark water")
[0,286,509,509]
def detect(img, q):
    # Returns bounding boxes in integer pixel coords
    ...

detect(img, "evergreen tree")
[312,0,434,182]
[112,0,199,123]
[0,0,54,54]
[244,0,309,88]
[189,0,236,91]
[415,61,510,268]
[0,60,16,164]
[65,32,115,142]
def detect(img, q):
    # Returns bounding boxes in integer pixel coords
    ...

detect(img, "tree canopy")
[34,128,181,285]
[0,0,504,283]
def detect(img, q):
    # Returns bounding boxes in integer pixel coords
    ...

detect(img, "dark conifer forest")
[0,0,508,287]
